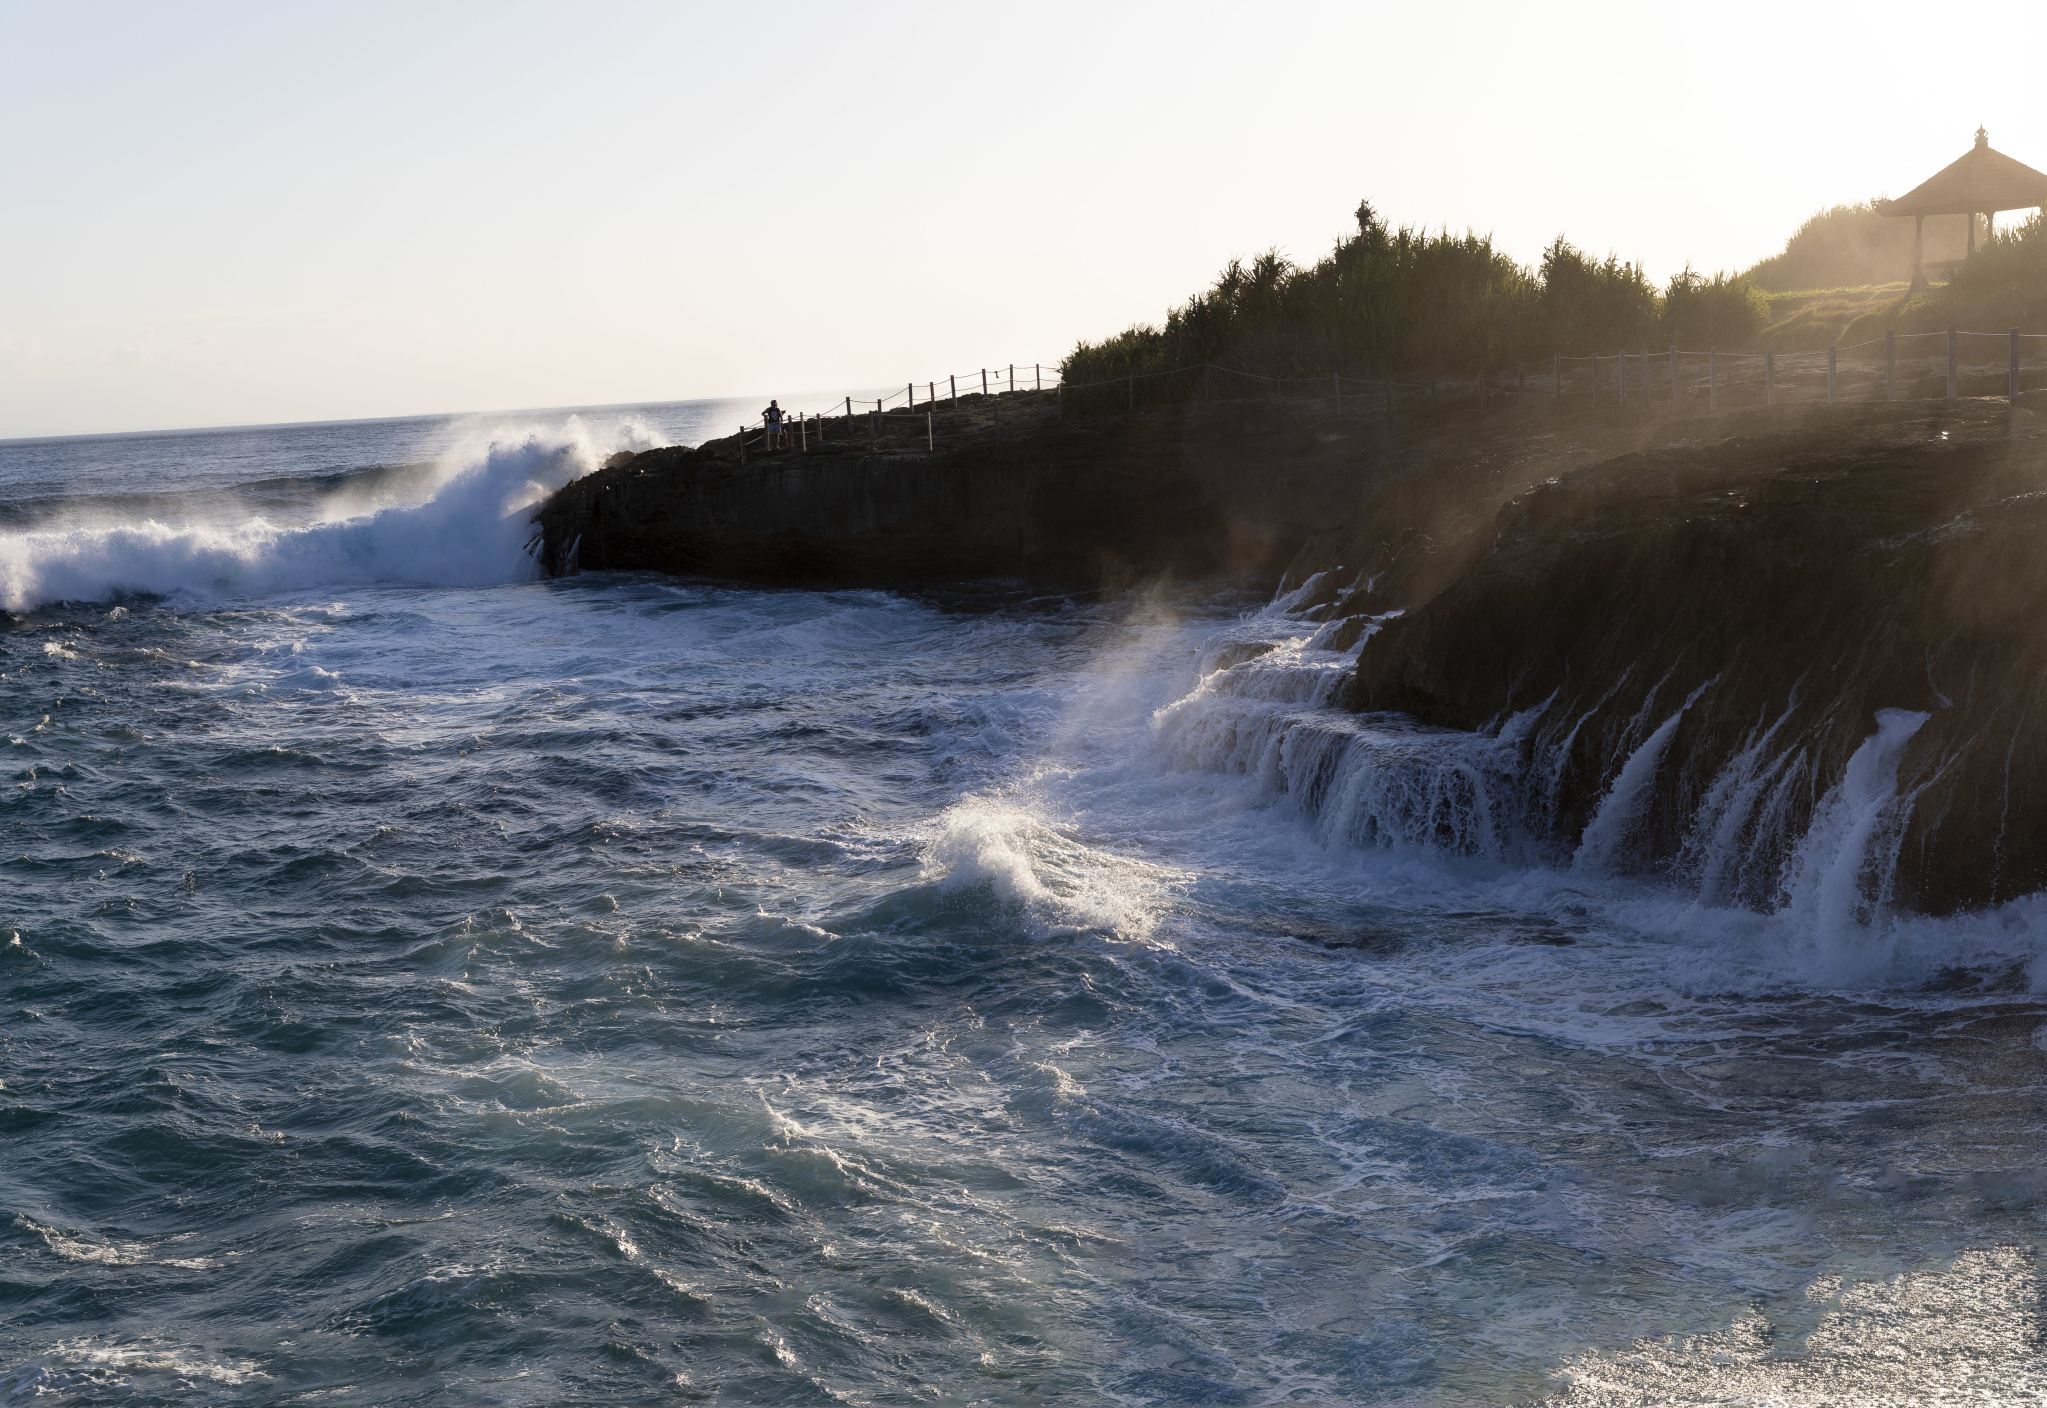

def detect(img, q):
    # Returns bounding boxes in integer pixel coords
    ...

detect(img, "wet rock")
[1336,400,2047,913]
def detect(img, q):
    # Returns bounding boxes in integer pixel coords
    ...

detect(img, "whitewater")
[4,401,2047,1406]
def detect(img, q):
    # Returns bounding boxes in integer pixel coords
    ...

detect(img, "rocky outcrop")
[534,393,1403,587]
[1308,398,2047,913]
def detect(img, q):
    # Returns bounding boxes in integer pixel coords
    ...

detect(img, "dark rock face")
[532,395,1393,587]
[1331,401,2047,914]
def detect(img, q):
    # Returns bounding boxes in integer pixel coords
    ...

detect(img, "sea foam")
[0,418,647,611]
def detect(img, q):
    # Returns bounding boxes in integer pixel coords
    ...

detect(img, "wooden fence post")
[907,382,914,408]
[1036,364,1042,391]
[929,381,935,405]
[950,374,957,403]
[1947,327,1958,399]
[982,368,988,397]
[1708,348,1718,412]
[1885,332,1896,400]
[1669,346,1679,405]
[927,411,933,452]
[845,396,852,421]
[1827,346,1836,404]
[1765,351,1775,406]
[740,423,747,465]
[800,413,807,453]
[1009,364,1015,394]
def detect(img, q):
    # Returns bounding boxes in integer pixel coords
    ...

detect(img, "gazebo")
[1879,128,2047,286]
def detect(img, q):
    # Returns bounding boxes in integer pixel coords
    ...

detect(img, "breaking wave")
[0,418,653,611]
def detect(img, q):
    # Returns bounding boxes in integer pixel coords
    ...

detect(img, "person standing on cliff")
[762,400,784,451]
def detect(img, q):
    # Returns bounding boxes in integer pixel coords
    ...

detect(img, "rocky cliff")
[533,391,1399,587]
[1280,397,2047,914]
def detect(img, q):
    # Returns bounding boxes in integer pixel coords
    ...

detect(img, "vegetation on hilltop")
[1062,200,2047,406]
[1060,202,1764,400]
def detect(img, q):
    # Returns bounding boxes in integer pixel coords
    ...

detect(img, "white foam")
[0,1337,267,1399]
[921,793,1179,939]
[0,415,655,611]
[1550,1246,2045,1405]
[1776,707,1932,974]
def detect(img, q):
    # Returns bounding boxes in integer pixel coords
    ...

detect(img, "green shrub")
[1939,213,2047,325]
[1662,267,1768,348]
[1535,239,1658,353]
[1061,203,1662,401]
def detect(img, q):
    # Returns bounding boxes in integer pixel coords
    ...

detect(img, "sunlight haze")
[2,0,2037,437]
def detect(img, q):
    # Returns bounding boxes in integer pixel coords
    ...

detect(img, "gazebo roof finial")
[1976,125,1990,149]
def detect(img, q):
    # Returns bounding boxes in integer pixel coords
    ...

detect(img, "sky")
[3,0,2043,439]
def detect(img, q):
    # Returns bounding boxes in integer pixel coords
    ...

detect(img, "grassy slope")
[1755,284,1910,349]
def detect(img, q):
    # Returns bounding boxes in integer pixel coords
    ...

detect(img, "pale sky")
[3,0,2040,439]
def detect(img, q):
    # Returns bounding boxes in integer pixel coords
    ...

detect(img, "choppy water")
[4,405,2047,1405]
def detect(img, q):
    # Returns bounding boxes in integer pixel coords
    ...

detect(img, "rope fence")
[1482,326,2047,414]
[732,362,1062,459]
[1060,325,2047,422]
[720,327,2047,462]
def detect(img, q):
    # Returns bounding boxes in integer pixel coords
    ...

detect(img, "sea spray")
[1152,600,1533,861]
[1149,585,1956,941]
[921,794,1179,938]
[0,421,641,611]
[1777,707,1933,967]
[1571,678,1718,877]
[1677,703,1801,908]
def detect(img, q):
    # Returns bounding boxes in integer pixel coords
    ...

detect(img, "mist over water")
[4,406,2047,1404]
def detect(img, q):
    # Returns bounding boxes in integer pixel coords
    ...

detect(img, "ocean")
[3,401,2045,1405]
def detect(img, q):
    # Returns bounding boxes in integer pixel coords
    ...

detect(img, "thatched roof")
[1878,129,2047,218]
